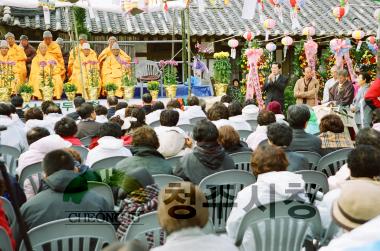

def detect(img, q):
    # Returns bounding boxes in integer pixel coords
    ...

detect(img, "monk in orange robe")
[67,34,97,77]
[0,40,18,93]
[5,32,27,88]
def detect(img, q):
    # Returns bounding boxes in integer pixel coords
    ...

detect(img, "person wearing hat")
[69,42,101,96]
[37,31,66,81]
[4,32,27,88]
[67,34,97,77]
[98,36,130,74]
[29,43,64,99]
[101,42,131,97]
[19,35,36,76]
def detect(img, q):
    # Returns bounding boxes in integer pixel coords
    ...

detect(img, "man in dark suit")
[263,63,288,109]
[287,104,322,155]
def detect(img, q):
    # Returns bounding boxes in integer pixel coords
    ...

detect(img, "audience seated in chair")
[0,188,16,250]
[151,181,239,251]
[43,104,63,131]
[267,101,288,125]
[287,104,322,155]
[226,144,306,251]
[114,101,128,119]
[107,96,118,119]
[102,240,148,251]
[319,114,354,155]
[207,102,235,129]
[0,103,27,152]
[66,96,85,121]
[266,123,309,172]
[183,96,206,120]
[20,150,112,229]
[246,110,276,151]
[241,99,259,121]
[142,93,153,115]
[11,95,25,122]
[86,122,132,167]
[227,101,251,131]
[24,107,52,133]
[54,117,83,146]
[174,120,234,184]
[328,128,380,190]
[318,145,380,230]
[116,127,172,175]
[166,99,190,125]
[146,101,165,125]
[116,167,160,240]
[95,105,109,123]
[76,102,102,139]
[217,125,251,154]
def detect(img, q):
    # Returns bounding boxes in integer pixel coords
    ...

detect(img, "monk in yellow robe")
[67,34,97,77]
[98,36,130,79]
[69,43,101,95]
[29,43,63,100]
[0,40,19,93]
[102,43,131,97]
[5,33,27,87]
[37,31,66,81]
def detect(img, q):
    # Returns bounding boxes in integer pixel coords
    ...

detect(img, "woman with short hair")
[217,125,251,154]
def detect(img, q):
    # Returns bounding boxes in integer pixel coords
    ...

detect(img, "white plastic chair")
[0,227,13,251]
[70,145,89,163]
[80,136,93,148]
[0,197,16,233]
[295,170,329,203]
[148,120,161,128]
[246,120,258,131]
[296,151,322,170]
[235,201,322,251]
[152,174,184,189]
[317,148,353,177]
[199,170,256,233]
[91,156,126,180]
[135,60,162,82]
[230,151,252,172]
[121,211,165,248]
[190,117,206,125]
[87,181,115,208]
[166,156,182,170]
[0,145,21,175]
[237,130,252,142]
[18,162,43,193]
[178,124,194,136]
[19,218,117,251]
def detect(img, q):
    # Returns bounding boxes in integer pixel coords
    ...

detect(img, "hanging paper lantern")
[367,36,378,55]
[263,19,276,41]
[352,30,365,51]
[228,38,239,59]
[302,26,316,37]
[243,31,254,41]
[332,5,350,22]
[281,36,293,59]
[266,42,277,60]
[367,36,376,45]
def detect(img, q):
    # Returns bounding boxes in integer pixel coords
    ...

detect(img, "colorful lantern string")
[352,30,365,51]
[302,26,316,38]
[333,0,349,22]
[265,42,277,60]
[227,38,239,59]
[289,0,305,31]
[367,36,378,55]
[243,31,254,48]
[263,19,276,41]
[330,38,356,82]
[268,0,283,23]
[245,48,264,109]
[281,36,293,59]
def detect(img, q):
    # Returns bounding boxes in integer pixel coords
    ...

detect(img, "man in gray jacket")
[20,150,112,230]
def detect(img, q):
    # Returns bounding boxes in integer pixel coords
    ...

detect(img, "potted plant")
[105,82,118,97]
[39,60,55,101]
[147,80,160,100]
[159,60,178,98]
[121,62,136,100]
[0,61,16,102]
[84,60,100,100]
[19,83,33,103]
[63,82,77,101]
[213,51,231,96]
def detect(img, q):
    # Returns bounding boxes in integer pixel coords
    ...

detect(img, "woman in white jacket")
[86,122,132,167]
[226,144,306,251]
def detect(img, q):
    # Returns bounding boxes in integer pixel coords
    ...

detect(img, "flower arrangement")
[83,60,100,88]
[147,80,160,91]
[0,61,16,88]
[19,83,33,94]
[39,60,56,88]
[159,60,178,86]
[213,51,232,84]
[63,82,77,93]
[105,82,117,92]
[120,60,136,87]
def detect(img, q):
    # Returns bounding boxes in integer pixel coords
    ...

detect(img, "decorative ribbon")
[304,39,318,73]
[330,39,356,82]
[245,48,264,109]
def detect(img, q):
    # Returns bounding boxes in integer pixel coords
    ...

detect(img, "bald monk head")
[0,40,9,56]
[43,31,53,46]
[38,43,48,56]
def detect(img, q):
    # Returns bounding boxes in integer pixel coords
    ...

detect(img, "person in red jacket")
[54,117,83,146]
[365,78,380,110]
[0,198,16,250]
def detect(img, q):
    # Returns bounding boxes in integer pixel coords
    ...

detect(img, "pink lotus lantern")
[281,36,293,58]
[263,18,276,41]
[243,31,254,48]
[367,36,378,54]
[352,30,365,51]
[228,38,239,59]
[333,5,349,22]
[302,26,316,37]
[265,42,277,60]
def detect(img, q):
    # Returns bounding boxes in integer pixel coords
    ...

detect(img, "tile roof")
[2,0,379,37]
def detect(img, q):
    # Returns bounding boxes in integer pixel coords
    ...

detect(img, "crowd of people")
[0,84,380,250]
[1,32,131,99]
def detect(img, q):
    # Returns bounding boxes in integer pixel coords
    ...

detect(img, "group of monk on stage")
[0,31,131,100]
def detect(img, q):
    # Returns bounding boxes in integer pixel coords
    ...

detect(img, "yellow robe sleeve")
[8,45,27,85]
[47,42,66,80]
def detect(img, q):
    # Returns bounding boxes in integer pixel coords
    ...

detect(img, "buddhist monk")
[38,31,66,81]
[29,43,63,100]
[67,34,97,77]
[98,36,130,78]
[5,32,27,87]
[69,43,100,95]
[102,43,130,97]
[0,40,18,92]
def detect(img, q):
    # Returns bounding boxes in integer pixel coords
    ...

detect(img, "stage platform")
[132,83,214,98]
